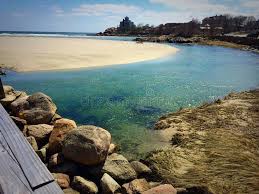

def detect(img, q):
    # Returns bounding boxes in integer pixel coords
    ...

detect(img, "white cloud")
[71,4,141,16]
[150,0,241,15]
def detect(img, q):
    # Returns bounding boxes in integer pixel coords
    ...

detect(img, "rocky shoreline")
[133,35,259,54]
[0,85,188,194]
[1,85,258,193]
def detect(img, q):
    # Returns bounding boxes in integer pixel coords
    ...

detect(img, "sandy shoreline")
[0,36,178,72]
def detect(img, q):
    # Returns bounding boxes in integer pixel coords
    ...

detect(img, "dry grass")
[146,90,259,194]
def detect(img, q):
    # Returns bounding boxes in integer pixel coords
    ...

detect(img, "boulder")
[142,184,177,194]
[102,153,137,183]
[108,143,117,155]
[10,92,57,124]
[49,118,77,154]
[122,179,150,194]
[36,148,47,162]
[63,188,80,194]
[130,161,152,177]
[0,94,16,107]
[62,125,111,165]
[49,153,65,168]
[3,85,14,94]
[101,173,121,194]
[11,116,27,130]
[50,113,62,125]
[26,124,53,146]
[52,160,79,176]
[72,176,98,194]
[52,173,70,189]
[26,136,38,151]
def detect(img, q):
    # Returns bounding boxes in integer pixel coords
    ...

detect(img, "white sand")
[0,36,178,72]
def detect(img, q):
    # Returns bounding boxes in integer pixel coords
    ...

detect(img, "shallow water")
[3,43,259,159]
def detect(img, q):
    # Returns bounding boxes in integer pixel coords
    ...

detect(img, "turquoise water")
[3,43,259,158]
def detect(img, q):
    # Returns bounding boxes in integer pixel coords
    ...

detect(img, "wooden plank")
[34,181,64,194]
[0,104,55,189]
[0,140,32,194]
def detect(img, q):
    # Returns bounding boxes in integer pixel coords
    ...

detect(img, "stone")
[3,85,14,94]
[49,153,65,168]
[49,118,77,154]
[26,136,38,151]
[62,125,111,166]
[50,113,62,125]
[52,173,70,189]
[142,184,177,194]
[108,143,117,155]
[10,116,27,130]
[72,176,98,194]
[10,92,57,124]
[130,161,152,177]
[101,173,121,194]
[63,188,80,194]
[102,153,137,183]
[122,179,150,194]
[0,94,16,107]
[26,124,53,146]
[36,148,47,162]
[52,161,79,176]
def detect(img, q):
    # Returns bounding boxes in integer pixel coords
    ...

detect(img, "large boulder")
[0,86,27,108]
[122,179,150,194]
[52,173,70,189]
[11,116,27,130]
[63,188,80,194]
[26,136,38,151]
[130,161,152,177]
[102,153,137,183]
[26,124,53,146]
[62,125,111,166]
[10,92,57,124]
[142,184,177,194]
[72,176,98,194]
[49,118,77,154]
[101,173,121,194]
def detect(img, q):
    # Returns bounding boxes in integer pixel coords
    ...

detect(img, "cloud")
[51,6,65,16]
[71,4,141,16]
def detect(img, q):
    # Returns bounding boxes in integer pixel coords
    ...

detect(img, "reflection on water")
[3,44,259,159]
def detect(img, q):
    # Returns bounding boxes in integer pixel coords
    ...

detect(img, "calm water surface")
[3,43,259,158]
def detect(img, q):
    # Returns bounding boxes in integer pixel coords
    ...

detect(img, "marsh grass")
[146,90,259,194]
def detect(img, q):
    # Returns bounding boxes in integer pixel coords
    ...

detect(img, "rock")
[63,188,80,194]
[176,187,187,194]
[11,116,27,130]
[52,173,70,189]
[52,161,79,176]
[3,85,14,94]
[72,176,98,194]
[142,184,177,194]
[108,143,117,155]
[0,94,16,107]
[101,173,121,194]
[36,148,47,162]
[26,136,38,151]
[130,161,152,177]
[49,118,77,154]
[184,185,214,194]
[49,153,65,168]
[50,113,62,125]
[10,92,57,124]
[148,182,161,188]
[62,125,111,166]
[26,124,53,146]
[102,153,137,183]
[122,179,150,194]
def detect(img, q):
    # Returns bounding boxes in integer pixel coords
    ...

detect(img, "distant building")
[118,16,136,32]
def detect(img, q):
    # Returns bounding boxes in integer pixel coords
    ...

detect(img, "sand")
[0,36,178,72]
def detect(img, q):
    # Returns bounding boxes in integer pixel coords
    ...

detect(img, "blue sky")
[0,0,258,32]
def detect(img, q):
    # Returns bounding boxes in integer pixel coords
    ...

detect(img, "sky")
[0,0,259,32]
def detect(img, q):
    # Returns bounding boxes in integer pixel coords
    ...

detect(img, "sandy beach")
[0,36,178,72]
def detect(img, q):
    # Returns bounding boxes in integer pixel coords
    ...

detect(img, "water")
[0,31,136,41]
[2,38,259,159]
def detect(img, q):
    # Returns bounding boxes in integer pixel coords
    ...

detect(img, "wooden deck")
[0,104,63,193]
